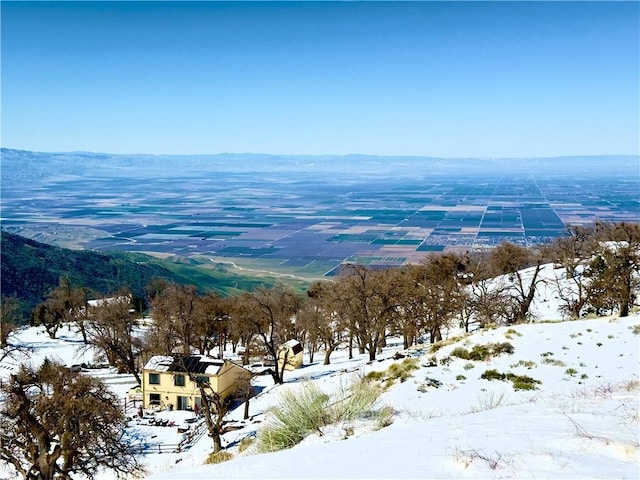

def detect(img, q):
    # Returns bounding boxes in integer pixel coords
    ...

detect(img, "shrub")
[423,356,438,367]
[468,345,491,360]
[387,358,419,383]
[456,374,467,381]
[492,342,515,355]
[510,359,536,369]
[630,325,640,335]
[507,373,541,391]
[481,369,505,381]
[463,362,475,370]
[417,377,443,392]
[450,347,469,359]
[451,342,514,361]
[480,369,541,390]
[565,368,578,377]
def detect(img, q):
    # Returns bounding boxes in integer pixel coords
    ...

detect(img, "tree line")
[1,221,638,479]
[3,221,637,374]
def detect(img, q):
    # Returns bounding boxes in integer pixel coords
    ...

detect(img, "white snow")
[1,263,639,479]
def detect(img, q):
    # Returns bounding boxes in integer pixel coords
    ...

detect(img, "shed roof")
[282,339,303,355]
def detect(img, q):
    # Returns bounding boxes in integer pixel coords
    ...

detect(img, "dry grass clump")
[540,351,566,367]
[365,358,419,387]
[429,335,466,353]
[504,328,523,339]
[237,436,255,454]
[205,450,234,464]
[256,377,389,454]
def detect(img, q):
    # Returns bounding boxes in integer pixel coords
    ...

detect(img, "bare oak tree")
[489,242,545,324]
[85,290,143,384]
[586,221,640,317]
[0,359,143,480]
[242,284,302,384]
[0,296,31,362]
[547,225,595,319]
[30,277,88,340]
[334,264,399,361]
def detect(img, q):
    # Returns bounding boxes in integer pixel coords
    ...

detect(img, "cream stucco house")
[142,355,251,410]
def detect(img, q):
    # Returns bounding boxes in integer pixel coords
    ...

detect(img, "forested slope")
[0,231,193,321]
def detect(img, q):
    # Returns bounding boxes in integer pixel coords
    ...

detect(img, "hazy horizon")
[2,1,638,158]
[3,147,639,162]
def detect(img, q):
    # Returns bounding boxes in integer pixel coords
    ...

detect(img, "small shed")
[277,339,304,371]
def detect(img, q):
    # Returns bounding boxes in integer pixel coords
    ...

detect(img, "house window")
[177,395,189,410]
[196,375,209,385]
[149,393,161,406]
[174,374,186,387]
[148,373,160,385]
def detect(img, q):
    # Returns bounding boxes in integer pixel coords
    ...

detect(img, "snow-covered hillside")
[146,314,639,480]
[1,263,639,480]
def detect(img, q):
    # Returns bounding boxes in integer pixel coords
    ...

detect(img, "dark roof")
[168,355,222,374]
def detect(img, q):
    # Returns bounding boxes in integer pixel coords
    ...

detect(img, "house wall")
[216,362,252,398]
[142,369,216,409]
[141,360,250,409]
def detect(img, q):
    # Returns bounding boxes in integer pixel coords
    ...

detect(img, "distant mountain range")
[2,148,638,185]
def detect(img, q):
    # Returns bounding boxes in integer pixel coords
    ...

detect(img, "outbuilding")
[277,339,304,371]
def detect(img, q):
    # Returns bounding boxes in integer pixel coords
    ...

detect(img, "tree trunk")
[211,429,223,453]
[242,346,250,366]
[323,347,333,365]
[243,398,250,420]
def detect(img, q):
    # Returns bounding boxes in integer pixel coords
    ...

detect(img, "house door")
[177,395,189,410]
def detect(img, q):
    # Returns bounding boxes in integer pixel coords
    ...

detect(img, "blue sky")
[1,1,639,157]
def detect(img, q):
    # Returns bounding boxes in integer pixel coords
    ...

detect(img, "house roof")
[143,355,225,375]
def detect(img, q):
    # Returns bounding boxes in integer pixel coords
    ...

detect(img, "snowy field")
[1,263,639,479]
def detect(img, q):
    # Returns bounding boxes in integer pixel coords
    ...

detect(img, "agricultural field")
[2,150,638,279]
